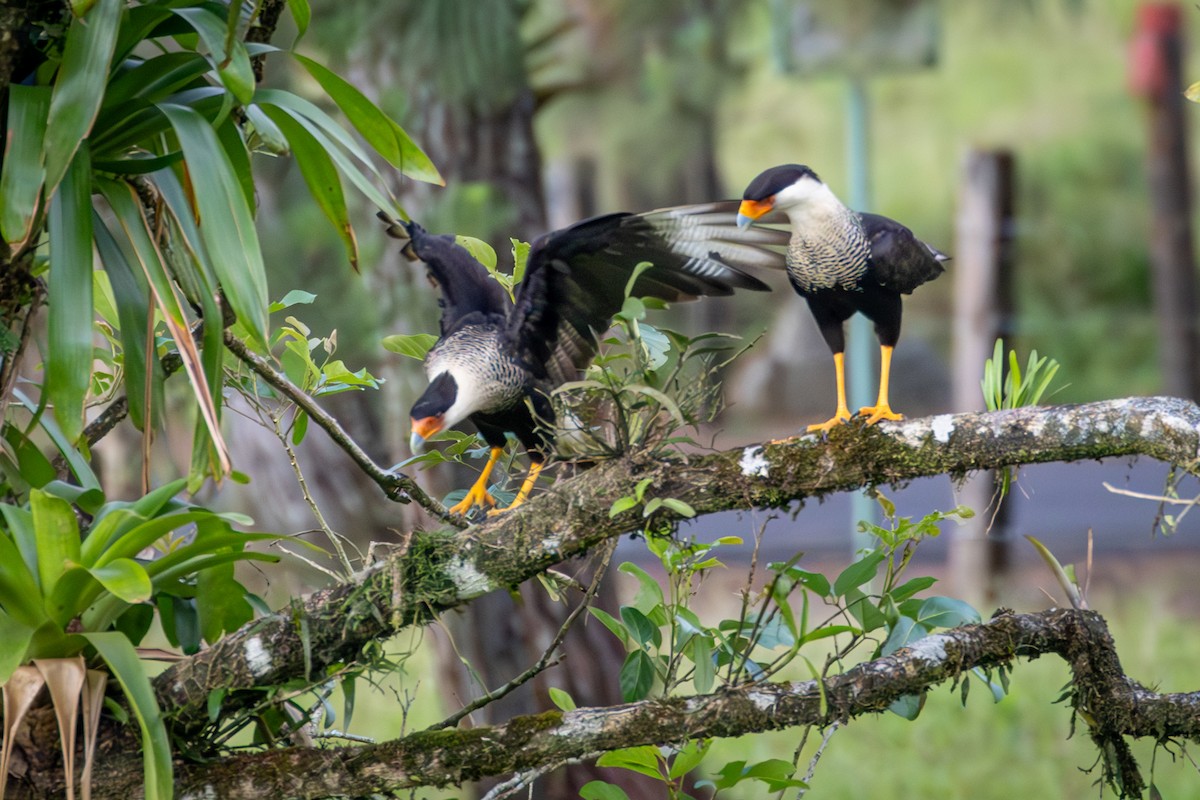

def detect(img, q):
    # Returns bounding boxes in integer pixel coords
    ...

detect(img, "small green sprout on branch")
[981,338,1064,498]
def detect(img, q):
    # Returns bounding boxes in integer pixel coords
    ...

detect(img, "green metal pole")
[846,76,877,551]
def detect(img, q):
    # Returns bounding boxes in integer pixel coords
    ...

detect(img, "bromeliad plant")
[0,0,440,489]
[0,478,278,800]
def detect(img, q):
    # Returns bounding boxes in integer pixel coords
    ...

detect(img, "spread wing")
[511,201,786,384]
[861,212,948,295]
[400,220,510,335]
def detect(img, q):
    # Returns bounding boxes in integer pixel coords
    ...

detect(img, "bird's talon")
[857,405,903,425]
[805,412,852,434]
[447,488,498,516]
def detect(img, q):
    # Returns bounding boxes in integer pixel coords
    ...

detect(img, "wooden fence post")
[949,149,1016,604]
[1130,2,1200,399]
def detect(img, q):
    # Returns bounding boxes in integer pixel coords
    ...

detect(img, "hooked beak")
[737,198,775,228]
[410,415,444,453]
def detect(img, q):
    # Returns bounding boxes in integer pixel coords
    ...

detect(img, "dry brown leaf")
[35,656,86,800]
[1,665,46,800]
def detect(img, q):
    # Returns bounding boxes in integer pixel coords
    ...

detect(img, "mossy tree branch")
[15,607,1197,798]
[152,396,1200,728]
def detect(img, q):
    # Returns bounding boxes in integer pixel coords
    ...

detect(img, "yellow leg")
[448,447,503,515]
[806,352,853,433]
[488,461,544,516]
[858,345,903,424]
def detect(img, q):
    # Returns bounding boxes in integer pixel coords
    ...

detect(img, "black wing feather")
[402,220,510,335]
[510,203,782,382]
[861,212,948,295]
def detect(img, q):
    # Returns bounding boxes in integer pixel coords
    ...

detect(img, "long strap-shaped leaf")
[259,103,358,270]
[46,145,95,443]
[98,179,231,476]
[159,103,269,348]
[92,213,163,432]
[80,632,172,800]
[0,85,51,250]
[292,53,442,185]
[43,0,121,199]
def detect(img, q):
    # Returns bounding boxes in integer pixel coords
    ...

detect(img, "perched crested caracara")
[389,202,788,515]
[736,164,948,432]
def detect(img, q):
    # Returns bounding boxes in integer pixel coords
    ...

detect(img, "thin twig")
[271,409,361,576]
[428,539,618,731]
[472,753,600,796]
[796,721,840,796]
[1102,482,1200,506]
[223,331,460,526]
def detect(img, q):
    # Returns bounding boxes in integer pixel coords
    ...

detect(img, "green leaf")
[888,692,924,720]
[618,650,656,702]
[833,550,886,597]
[690,634,715,693]
[195,562,252,645]
[98,51,209,118]
[171,7,255,105]
[46,144,94,442]
[881,617,930,657]
[291,410,309,445]
[843,588,887,632]
[31,489,82,594]
[160,103,269,347]
[253,91,395,212]
[798,624,858,645]
[259,104,358,270]
[92,214,163,431]
[619,563,664,614]
[1,85,50,247]
[381,333,438,360]
[81,632,173,800]
[889,576,937,604]
[511,238,530,283]
[660,498,696,518]
[608,495,637,518]
[456,235,497,269]
[619,605,659,649]
[547,687,575,711]
[271,290,317,312]
[86,510,211,567]
[915,596,981,629]
[43,0,121,198]
[598,745,661,780]
[286,0,311,42]
[292,53,442,185]
[638,323,671,369]
[789,567,831,599]
[970,667,1007,703]
[98,178,230,474]
[0,525,47,627]
[580,782,631,800]
[88,558,152,604]
[668,740,710,780]
[588,607,629,646]
[0,612,36,683]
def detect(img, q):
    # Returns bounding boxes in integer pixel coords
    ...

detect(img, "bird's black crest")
[742,164,821,200]
[411,371,458,419]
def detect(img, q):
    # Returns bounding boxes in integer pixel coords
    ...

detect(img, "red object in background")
[1130,3,1182,97]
